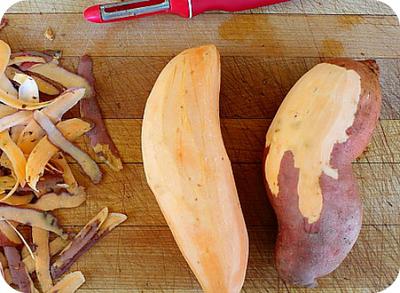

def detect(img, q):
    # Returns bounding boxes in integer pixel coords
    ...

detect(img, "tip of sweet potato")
[361,59,380,74]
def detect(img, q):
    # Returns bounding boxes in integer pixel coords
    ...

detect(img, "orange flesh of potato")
[142,45,249,293]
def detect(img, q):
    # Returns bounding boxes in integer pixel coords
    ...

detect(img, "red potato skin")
[264,59,382,286]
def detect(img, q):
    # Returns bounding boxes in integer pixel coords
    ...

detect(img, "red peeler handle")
[190,0,290,17]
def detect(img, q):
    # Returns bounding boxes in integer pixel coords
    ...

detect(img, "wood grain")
[70,119,400,165]
[57,226,399,292]
[1,14,399,58]
[6,0,396,15]
[51,163,400,227]
[1,3,399,292]
[35,57,400,120]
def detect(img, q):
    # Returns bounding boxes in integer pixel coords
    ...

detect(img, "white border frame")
[0,0,399,292]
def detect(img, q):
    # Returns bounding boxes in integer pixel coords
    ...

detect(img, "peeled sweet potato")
[263,59,381,286]
[142,45,248,293]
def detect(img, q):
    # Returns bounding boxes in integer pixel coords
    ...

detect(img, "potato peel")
[0,220,21,246]
[18,88,86,154]
[3,246,39,293]
[23,237,69,274]
[47,271,85,293]
[32,227,53,292]
[0,88,52,110]
[24,188,86,211]
[5,66,62,96]
[26,118,92,190]
[34,111,102,184]
[0,111,33,133]
[0,131,27,187]
[51,208,109,279]
[51,211,126,280]
[78,55,123,171]
[51,154,79,194]
[0,205,65,237]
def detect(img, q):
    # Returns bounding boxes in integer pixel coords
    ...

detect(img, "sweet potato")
[142,45,248,293]
[263,59,381,286]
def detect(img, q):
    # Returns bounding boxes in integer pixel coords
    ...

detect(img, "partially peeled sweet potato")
[263,59,382,286]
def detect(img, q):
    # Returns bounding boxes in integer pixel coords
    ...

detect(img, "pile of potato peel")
[0,40,126,292]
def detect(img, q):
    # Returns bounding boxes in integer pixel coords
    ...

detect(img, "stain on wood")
[321,39,345,56]
[338,15,365,30]
[219,15,283,55]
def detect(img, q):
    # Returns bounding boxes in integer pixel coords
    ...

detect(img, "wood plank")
[6,0,395,15]
[71,119,400,164]
[55,226,399,292]
[53,163,400,227]
[1,14,399,58]
[40,57,400,120]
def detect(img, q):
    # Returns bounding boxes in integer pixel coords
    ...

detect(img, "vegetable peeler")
[84,0,290,23]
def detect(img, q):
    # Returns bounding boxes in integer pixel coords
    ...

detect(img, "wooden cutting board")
[1,0,399,292]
